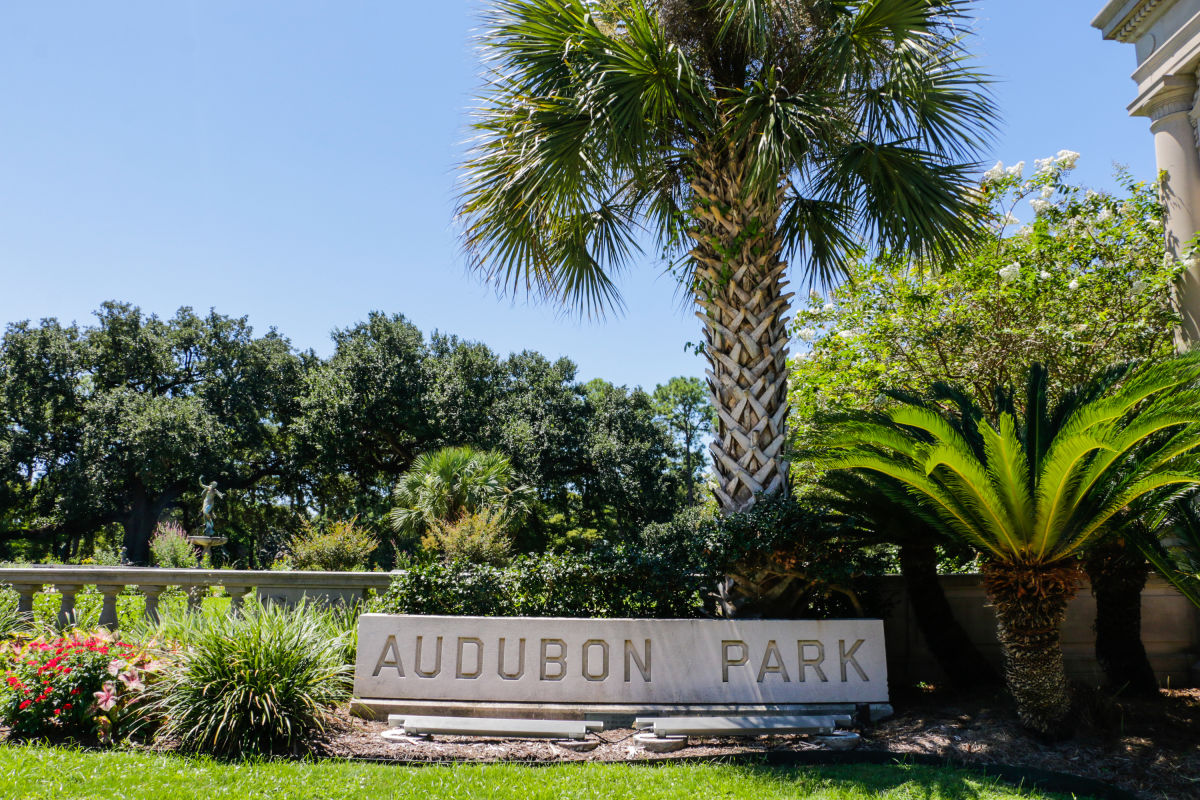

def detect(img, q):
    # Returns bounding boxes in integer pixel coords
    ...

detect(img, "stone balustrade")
[0,566,397,628]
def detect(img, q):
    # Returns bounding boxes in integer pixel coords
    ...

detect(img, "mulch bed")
[311,687,1200,800]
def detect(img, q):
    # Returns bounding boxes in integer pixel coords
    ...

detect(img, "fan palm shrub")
[389,446,532,542]
[457,0,994,520]
[818,357,1200,736]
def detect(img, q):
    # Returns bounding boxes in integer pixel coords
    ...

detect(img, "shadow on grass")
[683,756,1123,800]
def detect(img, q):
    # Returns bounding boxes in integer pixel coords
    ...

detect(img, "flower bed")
[0,632,164,743]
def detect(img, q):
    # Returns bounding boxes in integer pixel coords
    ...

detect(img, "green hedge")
[372,549,709,618]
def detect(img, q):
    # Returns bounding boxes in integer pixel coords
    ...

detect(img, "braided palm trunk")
[981,560,1080,738]
[690,148,791,514]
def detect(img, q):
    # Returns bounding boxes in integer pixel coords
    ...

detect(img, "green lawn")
[0,745,1096,800]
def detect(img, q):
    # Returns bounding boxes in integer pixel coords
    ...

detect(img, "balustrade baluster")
[142,585,165,624]
[56,584,78,628]
[10,584,40,621]
[97,584,123,629]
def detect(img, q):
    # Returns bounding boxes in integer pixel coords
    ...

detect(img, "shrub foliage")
[286,518,377,572]
[149,522,197,569]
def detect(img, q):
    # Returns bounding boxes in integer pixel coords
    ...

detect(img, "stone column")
[1146,76,1200,346]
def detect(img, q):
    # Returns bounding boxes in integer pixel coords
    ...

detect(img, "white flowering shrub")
[790,153,1180,436]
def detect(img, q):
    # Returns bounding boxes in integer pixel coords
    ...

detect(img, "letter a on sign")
[373,634,404,677]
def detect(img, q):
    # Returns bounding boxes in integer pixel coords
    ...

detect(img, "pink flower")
[117,669,143,692]
[93,682,118,712]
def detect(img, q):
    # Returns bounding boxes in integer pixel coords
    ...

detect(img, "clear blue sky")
[0,1,1157,389]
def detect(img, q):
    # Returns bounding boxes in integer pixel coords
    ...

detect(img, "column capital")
[1133,74,1198,121]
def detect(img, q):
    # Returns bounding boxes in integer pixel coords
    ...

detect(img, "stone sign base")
[350,698,895,728]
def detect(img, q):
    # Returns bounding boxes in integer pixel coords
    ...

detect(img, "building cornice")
[1094,0,1170,42]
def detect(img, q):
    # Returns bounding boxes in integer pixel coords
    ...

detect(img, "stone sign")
[354,615,887,706]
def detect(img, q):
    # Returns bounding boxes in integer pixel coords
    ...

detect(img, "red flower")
[70,688,79,695]
[18,701,30,710]
[62,703,71,711]
[53,708,60,716]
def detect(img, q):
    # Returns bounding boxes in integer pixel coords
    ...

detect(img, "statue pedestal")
[187,535,227,566]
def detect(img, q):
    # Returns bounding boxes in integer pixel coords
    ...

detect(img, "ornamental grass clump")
[151,598,351,757]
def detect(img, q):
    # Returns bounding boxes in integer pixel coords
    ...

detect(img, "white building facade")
[1095,0,1200,343]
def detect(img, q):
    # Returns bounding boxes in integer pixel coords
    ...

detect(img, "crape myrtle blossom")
[1056,149,1080,168]
[1006,161,1025,179]
[1029,198,1051,215]
[983,161,1005,183]
[788,152,1181,452]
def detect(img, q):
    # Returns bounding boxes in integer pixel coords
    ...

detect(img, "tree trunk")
[1085,539,1159,697]
[899,542,1001,689]
[122,489,178,565]
[981,560,1080,738]
[690,147,790,514]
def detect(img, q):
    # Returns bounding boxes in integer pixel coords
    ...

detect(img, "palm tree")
[457,0,994,514]
[388,446,533,540]
[817,358,1200,736]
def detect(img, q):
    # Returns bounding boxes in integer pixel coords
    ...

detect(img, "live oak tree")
[457,0,994,520]
[0,303,304,563]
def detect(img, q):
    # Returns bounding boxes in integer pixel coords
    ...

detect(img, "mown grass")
[0,745,1096,800]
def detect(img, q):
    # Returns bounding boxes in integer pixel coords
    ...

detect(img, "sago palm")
[818,358,1200,736]
[1132,492,1200,611]
[389,446,533,540]
[458,0,994,514]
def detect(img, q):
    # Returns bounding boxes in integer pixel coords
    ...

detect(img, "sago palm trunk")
[981,560,1080,738]
[690,145,790,514]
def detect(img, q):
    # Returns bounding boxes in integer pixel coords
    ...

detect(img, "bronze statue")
[198,478,223,537]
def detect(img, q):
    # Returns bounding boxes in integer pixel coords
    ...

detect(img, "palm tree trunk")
[1085,540,1159,697]
[690,147,790,514]
[899,542,1001,689]
[980,560,1080,738]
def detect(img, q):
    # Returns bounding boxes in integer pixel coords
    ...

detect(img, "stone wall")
[880,574,1200,687]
